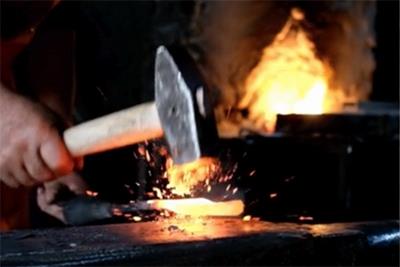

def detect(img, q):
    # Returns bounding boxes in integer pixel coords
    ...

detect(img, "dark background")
[371,0,399,102]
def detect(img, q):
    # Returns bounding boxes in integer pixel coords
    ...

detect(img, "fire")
[240,8,344,132]
[165,157,220,196]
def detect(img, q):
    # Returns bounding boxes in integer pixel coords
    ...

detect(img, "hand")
[36,173,88,223]
[0,87,80,188]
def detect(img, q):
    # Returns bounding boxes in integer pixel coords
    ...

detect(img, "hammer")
[63,46,218,165]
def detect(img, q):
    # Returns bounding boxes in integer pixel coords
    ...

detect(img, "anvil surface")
[1,218,399,266]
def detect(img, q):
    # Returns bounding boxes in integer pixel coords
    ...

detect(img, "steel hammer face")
[155,46,218,165]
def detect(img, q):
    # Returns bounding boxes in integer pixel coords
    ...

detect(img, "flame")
[166,157,220,196]
[241,8,344,132]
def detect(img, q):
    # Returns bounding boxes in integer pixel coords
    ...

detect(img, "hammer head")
[155,46,218,165]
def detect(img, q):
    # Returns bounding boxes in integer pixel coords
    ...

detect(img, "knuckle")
[19,175,34,187]
[40,135,73,176]
[31,165,54,182]
[39,170,55,182]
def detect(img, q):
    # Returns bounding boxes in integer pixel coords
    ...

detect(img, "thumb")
[40,129,74,176]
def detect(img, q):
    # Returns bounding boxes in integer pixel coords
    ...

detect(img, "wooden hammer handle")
[63,102,163,157]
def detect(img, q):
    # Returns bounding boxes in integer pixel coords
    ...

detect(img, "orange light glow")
[85,190,98,197]
[165,157,220,196]
[147,198,244,217]
[242,215,251,221]
[299,216,314,221]
[240,8,345,132]
[269,193,278,199]
[132,216,142,222]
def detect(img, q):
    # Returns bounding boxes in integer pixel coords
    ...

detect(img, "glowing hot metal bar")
[146,198,244,217]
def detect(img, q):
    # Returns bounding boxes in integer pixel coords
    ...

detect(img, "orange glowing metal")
[240,8,345,132]
[147,198,244,217]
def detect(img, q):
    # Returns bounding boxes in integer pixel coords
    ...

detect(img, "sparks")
[145,150,151,162]
[165,157,220,196]
[153,187,163,199]
[132,216,142,222]
[299,216,314,221]
[112,208,123,216]
[242,215,251,221]
[85,190,98,197]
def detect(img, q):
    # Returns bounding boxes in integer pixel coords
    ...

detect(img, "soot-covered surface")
[1,218,399,266]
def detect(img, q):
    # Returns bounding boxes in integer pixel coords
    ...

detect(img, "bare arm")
[0,1,77,188]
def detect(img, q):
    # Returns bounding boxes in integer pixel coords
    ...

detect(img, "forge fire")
[241,8,347,132]
[0,1,398,266]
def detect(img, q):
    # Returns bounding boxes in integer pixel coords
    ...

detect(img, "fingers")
[42,180,61,203]
[41,173,87,203]
[37,187,66,223]
[1,156,36,187]
[0,91,77,189]
[1,136,75,188]
[23,148,55,183]
[12,162,36,187]
[39,129,74,177]
[37,173,88,224]
[63,173,88,194]
[0,173,19,188]
[1,147,61,188]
